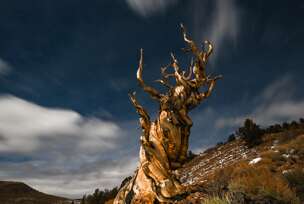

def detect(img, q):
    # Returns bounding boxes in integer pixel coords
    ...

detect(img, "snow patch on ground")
[282,154,290,158]
[249,157,262,165]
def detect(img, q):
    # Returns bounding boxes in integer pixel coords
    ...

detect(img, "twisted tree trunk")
[114,24,221,204]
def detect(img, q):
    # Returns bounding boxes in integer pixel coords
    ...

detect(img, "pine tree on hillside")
[237,118,263,146]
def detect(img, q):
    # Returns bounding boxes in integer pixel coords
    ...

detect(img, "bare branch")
[180,24,216,87]
[170,53,190,87]
[136,49,161,100]
[155,79,173,89]
[129,92,150,140]
[170,53,179,73]
[183,57,193,80]
[160,65,175,79]
[154,64,175,89]
[181,24,207,85]
[203,40,213,60]
[197,75,222,101]
[180,23,200,56]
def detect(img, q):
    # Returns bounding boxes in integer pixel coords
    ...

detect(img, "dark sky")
[0,0,303,198]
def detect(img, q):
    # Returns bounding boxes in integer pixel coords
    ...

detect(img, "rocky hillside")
[175,124,304,203]
[0,181,73,204]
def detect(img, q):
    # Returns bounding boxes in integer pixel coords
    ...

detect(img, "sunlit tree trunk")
[114,24,221,204]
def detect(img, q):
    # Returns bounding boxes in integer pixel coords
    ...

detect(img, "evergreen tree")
[237,118,263,146]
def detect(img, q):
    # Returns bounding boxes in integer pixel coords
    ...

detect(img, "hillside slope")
[175,128,304,203]
[0,181,72,204]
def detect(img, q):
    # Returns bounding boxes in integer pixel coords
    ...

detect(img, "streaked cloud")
[1,155,138,198]
[0,95,139,198]
[215,75,304,129]
[0,95,120,152]
[126,0,178,17]
[192,0,239,61]
[0,58,11,75]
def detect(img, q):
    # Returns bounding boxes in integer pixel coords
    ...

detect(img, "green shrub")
[81,187,118,204]
[237,119,263,146]
[227,134,236,142]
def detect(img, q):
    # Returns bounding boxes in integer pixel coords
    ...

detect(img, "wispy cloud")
[215,75,304,129]
[0,58,11,76]
[192,0,239,61]
[126,0,239,61]
[0,95,139,198]
[125,0,178,17]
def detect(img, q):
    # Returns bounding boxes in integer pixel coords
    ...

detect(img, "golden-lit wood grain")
[114,24,221,204]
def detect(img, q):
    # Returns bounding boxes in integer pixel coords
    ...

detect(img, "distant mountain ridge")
[0,181,73,204]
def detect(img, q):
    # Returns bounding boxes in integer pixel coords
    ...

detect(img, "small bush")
[187,150,198,161]
[227,134,236,143]
[282,122,289,130]
[265,124,282,133]
[216,142,224,147]
[81,187,118,204]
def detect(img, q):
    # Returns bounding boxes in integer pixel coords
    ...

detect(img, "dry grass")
[228,163,300,203]
[195,132,304,203]
[176,128,304,203]
[205,167,234,196]
[259,150,286,170]
[203,196,231,204]
[284,168,304,201]
[263,134,304,169]
[278,135,304,153]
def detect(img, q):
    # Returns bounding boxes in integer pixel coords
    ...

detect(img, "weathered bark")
[114,24,221,204]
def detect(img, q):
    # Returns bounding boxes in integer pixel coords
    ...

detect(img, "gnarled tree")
[114,24,222,204]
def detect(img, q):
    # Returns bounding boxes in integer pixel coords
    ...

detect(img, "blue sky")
[0,0,304,198]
